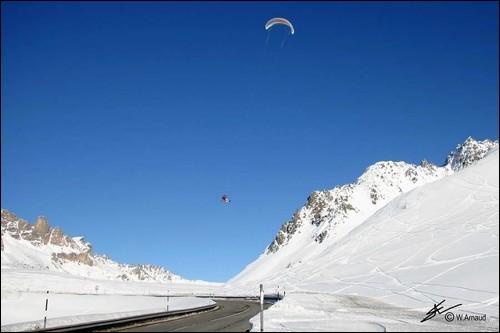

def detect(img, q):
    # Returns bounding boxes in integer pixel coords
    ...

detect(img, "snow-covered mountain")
[247,145,498,331]
[230,137,498,286]
[0,211,184,283]
[445,136,498,172]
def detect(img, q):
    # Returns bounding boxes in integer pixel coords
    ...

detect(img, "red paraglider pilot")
[221,194,231,204]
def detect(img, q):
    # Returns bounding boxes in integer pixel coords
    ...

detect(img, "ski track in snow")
[240,146,499,331]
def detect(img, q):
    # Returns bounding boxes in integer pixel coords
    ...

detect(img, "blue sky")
[1,1,498,282]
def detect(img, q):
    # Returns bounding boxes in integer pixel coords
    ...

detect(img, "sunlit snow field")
[1,268,223,331]
[244,149,499,331]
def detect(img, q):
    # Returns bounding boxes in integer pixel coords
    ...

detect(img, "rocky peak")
[2,209,185,283]
[2,210,91,256]
[445,137,498,172]
[2,209,34,242]
[267,209,303,254]
[265,137,497,255]
[49,227,65,246]
[34,216,50,236]
[1,209,19,222]
[419,159,436,171]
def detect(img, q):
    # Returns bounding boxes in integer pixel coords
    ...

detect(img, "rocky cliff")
[1,210,183,283]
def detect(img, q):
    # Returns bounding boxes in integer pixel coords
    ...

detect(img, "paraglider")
[221,194,231,204]
[265,17,295,35]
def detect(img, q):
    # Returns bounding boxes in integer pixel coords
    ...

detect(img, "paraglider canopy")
[221,194,231,204]
[265,17,295,35]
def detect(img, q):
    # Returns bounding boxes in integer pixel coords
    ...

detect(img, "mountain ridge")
[230,136,498,285]
[1,210,186,283]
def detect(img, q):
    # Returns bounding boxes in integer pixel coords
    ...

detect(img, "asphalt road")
[116,300,269,332]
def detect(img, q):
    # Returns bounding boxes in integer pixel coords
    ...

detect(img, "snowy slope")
[0,232,220,284]
[246,146,498,331]
[230,137,498,287]
[0,211,206,283]
[1,211,223,331]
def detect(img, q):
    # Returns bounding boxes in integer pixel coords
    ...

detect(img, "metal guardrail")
[197,293,283,302]
[32,304,218,332]
[29,294,283,332]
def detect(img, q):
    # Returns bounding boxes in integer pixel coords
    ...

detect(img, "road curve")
[116,300,269,332]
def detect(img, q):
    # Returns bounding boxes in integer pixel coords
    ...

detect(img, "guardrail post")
[43,290,49,328]
[167,290,170,312]
[260,284,264,332]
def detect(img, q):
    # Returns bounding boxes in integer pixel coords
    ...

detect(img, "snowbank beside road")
[1,268,222,332]
[250,293,496,332]
[1,291,214,331]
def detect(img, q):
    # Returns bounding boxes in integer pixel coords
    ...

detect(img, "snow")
[0,235,223,331]
[1,292,214,332]
[251,293,496,332]
[231,158,451,287]
[0,232,189,283]
[243,148,499,331]
[1,268,223,331]
[1,268,223,296]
